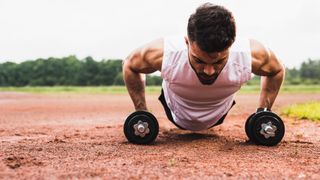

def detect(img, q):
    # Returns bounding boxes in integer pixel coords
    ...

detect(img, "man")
[123,3,285,131]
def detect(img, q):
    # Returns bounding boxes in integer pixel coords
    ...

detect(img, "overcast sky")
[0,0,319,68]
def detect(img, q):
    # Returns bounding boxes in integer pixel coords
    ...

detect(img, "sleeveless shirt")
[161,35,252,131]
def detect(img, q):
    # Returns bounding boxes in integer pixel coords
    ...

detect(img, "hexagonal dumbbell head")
[124,111,159,144]
[245,111,285,146]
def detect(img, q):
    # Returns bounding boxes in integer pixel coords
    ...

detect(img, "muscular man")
[123,3,285,131]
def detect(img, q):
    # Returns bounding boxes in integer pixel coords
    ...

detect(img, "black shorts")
[158,89,236,130]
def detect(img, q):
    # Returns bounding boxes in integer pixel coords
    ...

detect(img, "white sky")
[0,0,319,68]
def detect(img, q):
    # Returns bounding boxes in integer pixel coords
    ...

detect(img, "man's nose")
[203,65,215,76]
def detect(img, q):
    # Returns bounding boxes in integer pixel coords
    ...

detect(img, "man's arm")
[250,39,285,110]
[123,38,164,111]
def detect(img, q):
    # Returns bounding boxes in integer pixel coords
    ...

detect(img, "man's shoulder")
[228,37,252,72]
[164,35,187,52]
[249,39,269,62]
[229,37,251,53]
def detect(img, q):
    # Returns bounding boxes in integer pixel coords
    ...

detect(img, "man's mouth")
[199,74,217,80]
[197,73,219,85]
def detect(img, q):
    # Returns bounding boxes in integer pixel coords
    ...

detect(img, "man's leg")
[209,100,236,128]
[159,89,235,129]
[158,89,186,130]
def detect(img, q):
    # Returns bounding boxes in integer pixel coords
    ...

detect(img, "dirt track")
[0,92,320,179]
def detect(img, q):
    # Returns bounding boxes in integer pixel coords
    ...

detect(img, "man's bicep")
[250,39,282,76]
[124,39,164,74]
[141,38,164,72]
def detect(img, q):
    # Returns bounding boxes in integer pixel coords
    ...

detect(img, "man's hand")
[250,39,285,110]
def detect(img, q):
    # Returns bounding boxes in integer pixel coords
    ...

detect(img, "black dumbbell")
[245,109,285,146]
[123,111,159,144]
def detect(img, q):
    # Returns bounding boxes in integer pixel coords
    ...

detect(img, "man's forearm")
[259,68,285,110]
[123,62,147,111]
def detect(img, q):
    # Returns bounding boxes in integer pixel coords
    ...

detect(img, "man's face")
[185,37,229,85]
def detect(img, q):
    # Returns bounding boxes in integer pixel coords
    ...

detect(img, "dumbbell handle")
[257,107,271,112]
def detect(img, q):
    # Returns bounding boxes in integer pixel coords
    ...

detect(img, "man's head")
[186,3,236,85]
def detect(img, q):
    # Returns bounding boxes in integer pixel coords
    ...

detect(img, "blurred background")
[0,0,319,86]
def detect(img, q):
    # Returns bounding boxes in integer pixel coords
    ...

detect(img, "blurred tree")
[146,75,162,86]
[0,57,318,86]
[301,59,319,84]
[285,67,301,85]
[113,72,125,85]
[300,59,320,80]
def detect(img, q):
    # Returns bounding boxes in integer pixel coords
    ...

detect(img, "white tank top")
[161,35,252,131]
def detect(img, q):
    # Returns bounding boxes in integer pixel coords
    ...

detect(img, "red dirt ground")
[0,92,319,179]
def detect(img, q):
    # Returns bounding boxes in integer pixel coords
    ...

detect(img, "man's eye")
[195,59,205,64]
[213,60,225,65]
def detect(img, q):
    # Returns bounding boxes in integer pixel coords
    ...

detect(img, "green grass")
[0,86,161,94]
[0,85,320,94]
[279,85,320,93]
[239,85,320,94]
[282,102,320,122]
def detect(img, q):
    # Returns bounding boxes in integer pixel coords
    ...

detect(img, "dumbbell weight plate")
[251,112,285,146]
[245,113,256,142]
[124,111,159,144]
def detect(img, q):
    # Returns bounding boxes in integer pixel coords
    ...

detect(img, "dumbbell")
[123,111,159,144]
[245,109,285,146]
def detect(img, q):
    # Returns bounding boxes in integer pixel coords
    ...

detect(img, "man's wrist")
[256,107,271,112]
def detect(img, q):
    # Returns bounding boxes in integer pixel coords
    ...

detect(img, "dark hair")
[187,3,236,53]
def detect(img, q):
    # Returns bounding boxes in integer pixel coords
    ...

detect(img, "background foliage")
[0,56,319,86]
